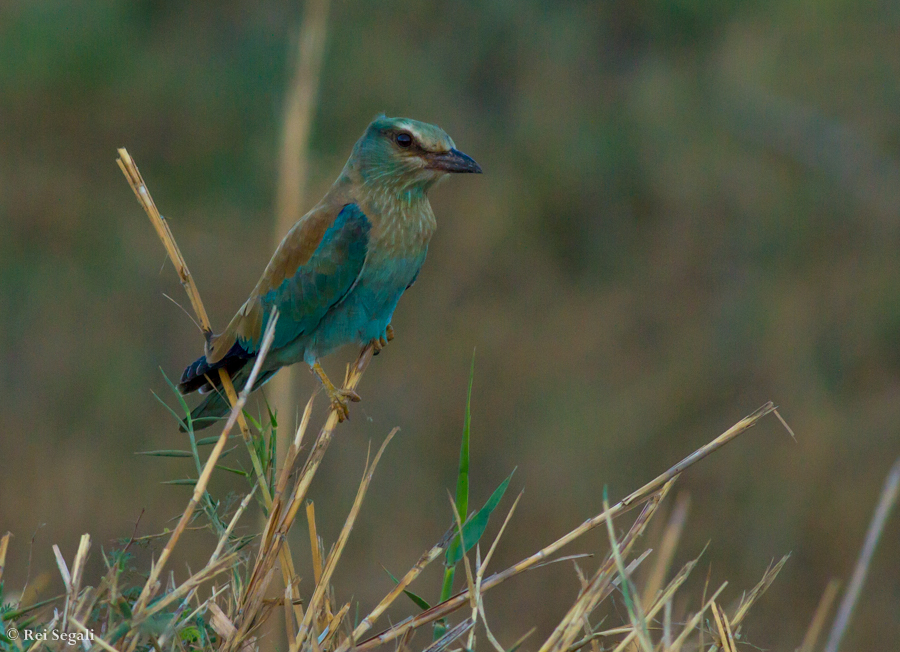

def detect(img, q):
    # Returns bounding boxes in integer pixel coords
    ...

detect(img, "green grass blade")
[455,350,475,524]
[151,389,191,427]
[382,566,432,611]
[446,468,516,566]
[215,465,249,477]
[436,351,478,640]
[134,450,193,458]
[195,435,239,446]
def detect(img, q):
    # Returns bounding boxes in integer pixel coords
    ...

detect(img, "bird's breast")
[363,194,436,260]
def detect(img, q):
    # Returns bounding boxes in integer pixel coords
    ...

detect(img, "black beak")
[426,148,483,174]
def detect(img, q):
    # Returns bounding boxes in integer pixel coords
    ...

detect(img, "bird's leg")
[372,324,395,356]
[311,361,360,422]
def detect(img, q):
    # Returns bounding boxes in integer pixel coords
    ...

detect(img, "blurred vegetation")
[1,0,899,649]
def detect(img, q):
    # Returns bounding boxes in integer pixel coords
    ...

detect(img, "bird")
[178,116,481,429]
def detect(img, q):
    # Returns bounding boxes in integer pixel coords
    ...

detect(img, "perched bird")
[178,116,481,429]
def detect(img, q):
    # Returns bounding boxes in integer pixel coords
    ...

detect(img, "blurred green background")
[2,0,899,649]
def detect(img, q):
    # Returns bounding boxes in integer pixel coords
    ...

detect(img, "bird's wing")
[206,203,371,363]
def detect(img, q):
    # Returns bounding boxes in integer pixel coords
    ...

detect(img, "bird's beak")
[426,148,483,174]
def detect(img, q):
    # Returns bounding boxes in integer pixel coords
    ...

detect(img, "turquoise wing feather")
[242,203,371,353]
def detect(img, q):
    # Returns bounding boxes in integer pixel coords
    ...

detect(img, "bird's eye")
[395,132,413,148]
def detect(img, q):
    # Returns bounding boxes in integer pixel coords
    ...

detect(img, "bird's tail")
[178,341,275,431]
[178,340,252,395]
[179,367,279,432]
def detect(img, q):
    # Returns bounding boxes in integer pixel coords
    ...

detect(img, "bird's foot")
[328,387,361,422]
[312,362,360,422]
[372,325,395,356]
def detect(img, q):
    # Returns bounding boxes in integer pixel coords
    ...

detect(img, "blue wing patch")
[245,204,371,352]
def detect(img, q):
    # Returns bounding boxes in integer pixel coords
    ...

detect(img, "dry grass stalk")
[0,532,9,584]
[640,491,690,609]
[540,486,670,652]
[610,556,698,652]
[799,579,841,652]
[730,554,789,629]
[353,403,774,651]
[710,601,737,652]
[231,348,375,649]
[667,582,727,652]
[823,456,900,652]
[269,0,332,446]
[117,147,313,626]
[124,310,280,649]
[292,430,398,651]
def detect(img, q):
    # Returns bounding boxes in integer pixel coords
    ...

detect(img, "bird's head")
[349,116,482,194]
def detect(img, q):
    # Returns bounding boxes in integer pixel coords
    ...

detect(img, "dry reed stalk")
[225,347,374,649]
[57,534,90,632]
[126,308,280,637]
[799,579,841,652]
[730,554,789,629]
[640,491,690,609]
[117,148,310,625]
[306,500,333,629]
[710,601,737,652]
[350,402,775,651]
[540,486,670,652]
[0,532,10,585]
[823,456,900,652]
[667,583,727,652]
[470,491,523,652]
[609,557,698,652]
[291,430,398,650]
[269,0,332,448]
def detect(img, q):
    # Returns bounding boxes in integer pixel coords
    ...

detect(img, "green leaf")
[215,465,248,477]
[2,595,64,621]
[445,468,515,567]
[151,389,191,427]
[195,435,238,446]
[245,411,262,431]
[135,450,193,458]
[382,566,432,611]
[455,351,475,524]
[116,599,133,619]
[162,479,198,486]
[156,368,194,428]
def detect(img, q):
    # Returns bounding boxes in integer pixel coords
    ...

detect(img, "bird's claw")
[328,388,361,422]
[372,327,393,355]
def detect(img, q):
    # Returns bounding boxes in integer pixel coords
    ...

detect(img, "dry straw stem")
[710,601,737,652]
[352,402,775,651]
[799,579,841,652]
[57,534,91,632]
[540,485,670,652]
[292,430,398,651]
[667,582,727,652]
[270,0,332,444]
[823,456,900,652]
[640,491,690,609]
[117,148,282,503]
[730,554,789,629]
[233,348,375,646]
[127,307,280,632]
[0,532,10,584]
[609,556,699,652]
[117,148,309,621]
